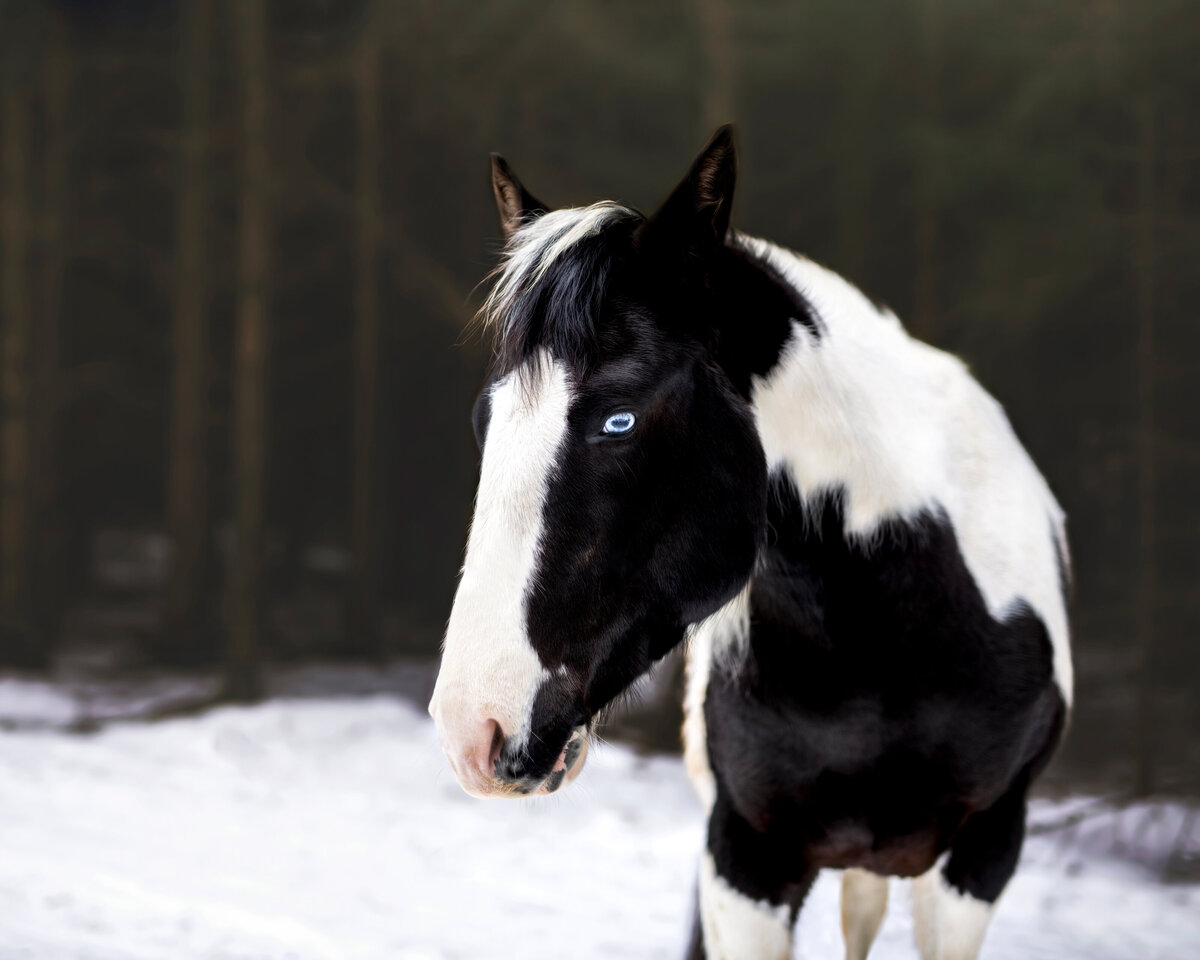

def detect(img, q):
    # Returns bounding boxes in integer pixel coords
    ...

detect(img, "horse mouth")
[486,726,589,799]
[536,728,589,795]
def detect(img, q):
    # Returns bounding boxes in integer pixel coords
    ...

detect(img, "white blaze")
[430,352,572,785]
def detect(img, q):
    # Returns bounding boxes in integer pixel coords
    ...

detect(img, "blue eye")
[602,412,636,435]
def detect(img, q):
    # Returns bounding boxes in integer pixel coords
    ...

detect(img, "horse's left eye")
[602,412,636,435]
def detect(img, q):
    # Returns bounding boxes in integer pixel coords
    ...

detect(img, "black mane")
[480,205,822,403]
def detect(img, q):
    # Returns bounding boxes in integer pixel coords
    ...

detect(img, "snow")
[0,685,1196,960]
[0,674,220,731]
[0,679,78,729]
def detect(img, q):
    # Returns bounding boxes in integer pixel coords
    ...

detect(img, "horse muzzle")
[429,694,589,799]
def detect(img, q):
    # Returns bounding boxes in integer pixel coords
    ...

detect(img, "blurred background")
[2,2,1200,956]
[1,0,1199,823]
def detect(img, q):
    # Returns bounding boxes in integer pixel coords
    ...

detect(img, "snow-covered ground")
[0,684,1197,959]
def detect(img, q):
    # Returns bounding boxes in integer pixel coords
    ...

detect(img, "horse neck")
[737,235,958,535]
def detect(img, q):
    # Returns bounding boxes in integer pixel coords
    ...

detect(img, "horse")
[428,126,1071,960]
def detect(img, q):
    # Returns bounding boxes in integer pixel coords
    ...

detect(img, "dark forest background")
[0,0,1197,797]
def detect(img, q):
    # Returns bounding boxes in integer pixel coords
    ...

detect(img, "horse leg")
[690,790,814,960]
[912,781,1028,960]
[841,868,888,960]
[684,889,706,960]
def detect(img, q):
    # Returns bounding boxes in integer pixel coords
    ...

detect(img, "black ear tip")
[699,125,736,179]
[490,152,508,173]
[708,124,735,150]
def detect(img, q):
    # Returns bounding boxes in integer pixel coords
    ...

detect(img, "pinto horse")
[429,127,1070,960]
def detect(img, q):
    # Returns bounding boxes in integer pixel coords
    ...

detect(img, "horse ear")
[491,153,549,242]
[637,124,737,258]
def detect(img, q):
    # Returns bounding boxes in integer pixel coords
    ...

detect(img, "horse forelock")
[478,202,643,375]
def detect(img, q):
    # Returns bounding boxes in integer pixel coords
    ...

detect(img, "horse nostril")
[485,719,505,774]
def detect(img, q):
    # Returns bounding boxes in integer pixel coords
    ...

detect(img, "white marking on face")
[912,864,994,960]
[735,233,1072,704]
[429,351,573,796]
[698,852,793,960]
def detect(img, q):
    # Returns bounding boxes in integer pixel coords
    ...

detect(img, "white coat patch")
[732,234,1072,704]
[698,852,793,960]
[683,587,750,812]
[912,865,995,960]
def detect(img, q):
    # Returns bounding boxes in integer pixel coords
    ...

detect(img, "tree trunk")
[0,47,38,666]
[832,40,873,284]
[29,10,70,656]
[227,0,269,702]
[913,0,941,341]
[695,0,734,128]
[349,9,382,659]
[165,0,214,666]
[1133,89,1157,796]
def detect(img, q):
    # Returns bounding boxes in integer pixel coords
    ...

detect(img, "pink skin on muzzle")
[430,697,589,799]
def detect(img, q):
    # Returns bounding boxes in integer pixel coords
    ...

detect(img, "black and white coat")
[430,128,1070,960]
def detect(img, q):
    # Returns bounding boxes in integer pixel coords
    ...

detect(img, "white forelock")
[479,202,635,339]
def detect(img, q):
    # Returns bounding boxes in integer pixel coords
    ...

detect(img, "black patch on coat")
[940,775,1031,904]
[706,240,820,397]
[942,671,1066,903]
[702,478,1066,890]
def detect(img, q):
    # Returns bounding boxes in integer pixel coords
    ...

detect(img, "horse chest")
[701,657,1036,875]
[695,496,1062,873]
